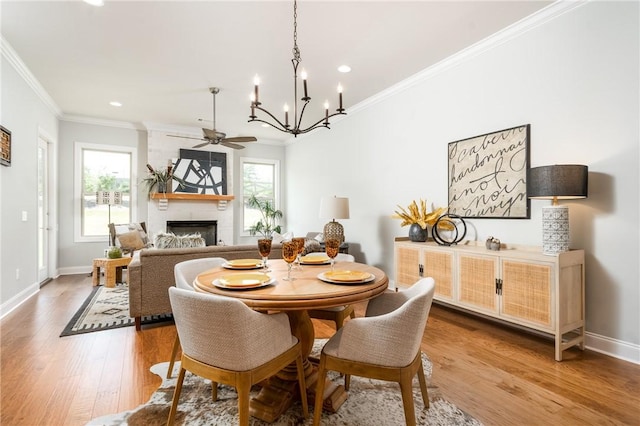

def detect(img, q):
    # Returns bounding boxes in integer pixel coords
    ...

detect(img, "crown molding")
[349,0,585,115]
[1,36,63,118]
[61,114,145,130]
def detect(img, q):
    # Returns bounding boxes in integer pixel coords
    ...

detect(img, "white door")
[37,137,49,283]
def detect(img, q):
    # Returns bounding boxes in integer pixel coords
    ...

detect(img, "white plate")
[213,276,276,290]
[317,271,375,285]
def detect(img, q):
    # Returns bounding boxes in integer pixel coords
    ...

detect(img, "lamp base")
[542,205,569,255]
[323,220,344,243]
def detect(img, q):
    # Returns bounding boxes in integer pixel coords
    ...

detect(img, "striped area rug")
[60,284,173,336]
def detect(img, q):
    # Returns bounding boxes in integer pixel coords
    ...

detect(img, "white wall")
[57,120,146,273]
[0,55,58,306]
[284,2,639,350]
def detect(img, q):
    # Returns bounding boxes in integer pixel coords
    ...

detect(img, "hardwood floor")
[1,274,638,425]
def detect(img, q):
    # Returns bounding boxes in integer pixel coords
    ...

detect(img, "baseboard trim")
[391,279,640,365]
[585,332,640,365]
[0,282,40,320]
[58,266,92,276]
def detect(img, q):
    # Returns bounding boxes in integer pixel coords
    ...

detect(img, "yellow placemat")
[226,259,263,268]
[219,273,271,287]
[300,255,331,264]
[324,270,371,282]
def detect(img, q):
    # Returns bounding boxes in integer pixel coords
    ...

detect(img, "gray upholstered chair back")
[169,287,296,371]
[327,277,435,367]
[174,257,227,290]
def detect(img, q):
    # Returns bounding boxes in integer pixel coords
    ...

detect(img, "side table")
[92,257,131,288]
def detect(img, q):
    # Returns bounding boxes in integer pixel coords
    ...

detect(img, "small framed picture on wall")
[1,126,11,167]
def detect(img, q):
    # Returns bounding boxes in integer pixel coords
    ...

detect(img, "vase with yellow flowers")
[392,199,447,242]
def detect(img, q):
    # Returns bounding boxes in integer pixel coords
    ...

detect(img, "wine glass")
[292,237,305,270]
[282,241,298,281]
[324,238,341,272]
[257,238,272,272]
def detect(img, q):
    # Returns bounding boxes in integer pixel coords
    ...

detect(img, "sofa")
[128,243,282,330]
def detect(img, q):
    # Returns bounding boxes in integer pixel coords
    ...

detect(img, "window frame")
[239,157,280,237]
[74,142,138,243]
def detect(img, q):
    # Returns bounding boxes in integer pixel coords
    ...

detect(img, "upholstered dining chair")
[312,277,436,426]
[307,253,356,330]
[167,257,227,378]
[167,287,309,425]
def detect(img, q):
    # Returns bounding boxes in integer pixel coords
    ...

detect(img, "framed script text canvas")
[1,126,10,167]
[448,124,530,218]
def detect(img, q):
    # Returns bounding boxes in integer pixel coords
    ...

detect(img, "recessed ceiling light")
[109,101,122,107]
[261,124,269,128]
[83,0,104,6]
[338,65,351,73]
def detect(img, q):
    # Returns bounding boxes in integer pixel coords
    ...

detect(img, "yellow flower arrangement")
[392,199,447,230]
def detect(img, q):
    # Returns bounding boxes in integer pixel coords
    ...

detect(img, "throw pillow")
[302,238,323,255]
[154,232,206,249]
[113,223,150,247]
[117,231,145,251]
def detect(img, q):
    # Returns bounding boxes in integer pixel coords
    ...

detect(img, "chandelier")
[249,0,346,137]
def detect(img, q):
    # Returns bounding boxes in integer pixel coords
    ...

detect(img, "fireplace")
[166,220,217,246]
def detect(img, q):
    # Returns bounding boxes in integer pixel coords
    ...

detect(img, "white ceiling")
[1,0,551,142]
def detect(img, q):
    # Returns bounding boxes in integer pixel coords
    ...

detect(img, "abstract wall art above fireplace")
[172,149,227,195]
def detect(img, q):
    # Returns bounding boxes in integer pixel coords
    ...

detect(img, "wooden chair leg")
[417,358,429,409]
[335,314,346,330]
[237,378,251,426]
[344,374,351,390]
[313,357,328,426]
[166,334,181,379]
[135,317,141,331]
[211,381,218,401]
[399,376,417,426]
[167,368,186,426]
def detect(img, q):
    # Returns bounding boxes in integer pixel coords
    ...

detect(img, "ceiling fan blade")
[167,134,206,141]
[223,136,257,143]
[192,141,211,148]
[220,141,246,150]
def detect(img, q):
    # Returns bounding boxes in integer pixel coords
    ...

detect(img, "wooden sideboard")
[394,238,585,361]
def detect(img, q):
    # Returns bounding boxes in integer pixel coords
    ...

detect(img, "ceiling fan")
[167,87,257,150]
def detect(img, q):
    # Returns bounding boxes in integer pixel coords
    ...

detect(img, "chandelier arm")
[295,111,346,134]
[295,99,311,130]
[248,118,290,133]
[250,106,289,131]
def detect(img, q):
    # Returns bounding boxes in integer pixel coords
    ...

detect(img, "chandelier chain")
[249,0,346,137]
[292,0,300,62]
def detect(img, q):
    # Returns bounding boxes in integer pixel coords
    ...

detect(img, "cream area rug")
[60,284,173,336]
[87,340,482,426]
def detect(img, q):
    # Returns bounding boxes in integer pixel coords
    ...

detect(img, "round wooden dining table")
[194,258,388,423]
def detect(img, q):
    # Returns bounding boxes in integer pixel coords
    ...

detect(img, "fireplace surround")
[166,220,217,246]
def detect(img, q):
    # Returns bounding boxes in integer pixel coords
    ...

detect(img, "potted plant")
[392,199,447,242]
[142,164,185,199]
[247,194,283,239]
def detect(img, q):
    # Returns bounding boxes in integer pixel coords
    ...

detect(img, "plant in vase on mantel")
[141,164,185,199]
[392,199,448,242]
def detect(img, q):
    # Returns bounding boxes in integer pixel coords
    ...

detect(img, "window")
[74,142,137,242]
[241,158,280,235]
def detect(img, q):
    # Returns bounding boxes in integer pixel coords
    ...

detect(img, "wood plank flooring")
[1,274,638,425]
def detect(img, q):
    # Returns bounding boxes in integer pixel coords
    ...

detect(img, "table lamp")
[319,196,350,243]
[527,165,588,255]
[96,190,123,226]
